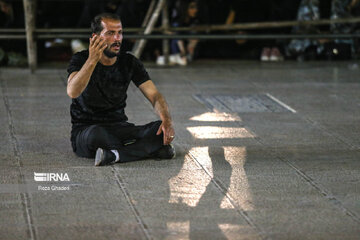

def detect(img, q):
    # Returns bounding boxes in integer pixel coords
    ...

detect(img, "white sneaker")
[270,47,284,61]
[169,54,178,65]
[175,54,187,66]
[260,47,271,61]
[156,56,165,66]
[169,54,187,66]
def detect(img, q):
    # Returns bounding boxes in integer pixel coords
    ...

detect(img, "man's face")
[99,18,123,58]
[188,2,198,18]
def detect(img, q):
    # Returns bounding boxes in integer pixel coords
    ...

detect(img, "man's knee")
[145,120,162,127]
[86,125,108,148]
[154,120,162,129]
[143,120,163,137]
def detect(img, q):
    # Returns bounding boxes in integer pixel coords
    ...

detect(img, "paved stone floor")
[0,61,359,240]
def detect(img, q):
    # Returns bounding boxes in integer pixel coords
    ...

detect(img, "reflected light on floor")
[219,223,256,239]
[220,147,254,211]
[187,126,255,139]
[167,146,254,238]
[166,221,190,239]
[168,147,212,207]
[168,146,254,212]
[190,112,241,122]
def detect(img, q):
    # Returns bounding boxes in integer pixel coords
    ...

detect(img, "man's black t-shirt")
[67,50,150,148]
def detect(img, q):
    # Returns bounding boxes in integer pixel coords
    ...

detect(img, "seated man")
[67,13,175,166]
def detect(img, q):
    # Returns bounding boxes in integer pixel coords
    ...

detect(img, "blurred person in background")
[195,0,299,61]
[0,0,26,66]
[157,0,199,66]
[37,0,83,61]
[286,0,360,61]
[258,0,301,62]
[0,0,13,27]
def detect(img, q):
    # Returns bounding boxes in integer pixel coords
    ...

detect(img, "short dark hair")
[91,13,121,34]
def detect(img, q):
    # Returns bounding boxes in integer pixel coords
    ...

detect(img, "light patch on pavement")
[219,224,257,239]
[220,147,254,211]
[187,126,255,139]
[166,221,190,239]
[190,112,241,122]
[168,147,212,207]
[168,146,254,213]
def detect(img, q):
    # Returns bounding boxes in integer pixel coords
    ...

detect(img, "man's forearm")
[154,93,172,124]
[67,59,97,98]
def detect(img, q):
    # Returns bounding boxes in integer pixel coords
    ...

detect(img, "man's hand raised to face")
[88,35,107,63]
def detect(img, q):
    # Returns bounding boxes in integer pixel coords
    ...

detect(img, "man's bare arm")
[67,35,107,98]
[139,80,175,145]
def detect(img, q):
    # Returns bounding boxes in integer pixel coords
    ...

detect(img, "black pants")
[73,120,163,162]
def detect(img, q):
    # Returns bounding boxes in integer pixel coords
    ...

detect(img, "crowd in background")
[1,0,360,66]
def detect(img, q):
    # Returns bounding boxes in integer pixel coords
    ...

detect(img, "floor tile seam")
[300,115,359,150]
[252,135,360,224]
[111,167,152,240]
[281,153,360,223]
[0,76,37,240]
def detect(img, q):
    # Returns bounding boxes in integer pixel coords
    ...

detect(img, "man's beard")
[103,43,121,58]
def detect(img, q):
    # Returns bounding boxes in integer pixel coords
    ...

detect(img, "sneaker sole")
[95,148,104,166]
